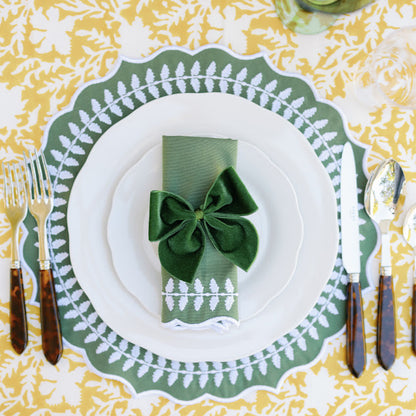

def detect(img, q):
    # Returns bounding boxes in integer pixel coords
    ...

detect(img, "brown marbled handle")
[377,275,395,370]
[412,283,416,355]
[40,268,62,365]
[10,268,28,354]
[346,282,366,377]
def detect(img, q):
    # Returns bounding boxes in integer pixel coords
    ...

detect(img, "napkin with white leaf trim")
[149,135,259,331]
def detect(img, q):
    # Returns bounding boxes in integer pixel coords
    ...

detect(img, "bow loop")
[149,167,258,283]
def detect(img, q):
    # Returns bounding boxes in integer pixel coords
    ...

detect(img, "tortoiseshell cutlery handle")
[346,282,366,377]
[377,275,395,370]
[40,268,62,365]
[412,283,416,355]
[10,268,28,354]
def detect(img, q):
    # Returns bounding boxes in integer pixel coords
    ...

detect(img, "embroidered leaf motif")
[64,309,77,319]
[138,365,149,378]
[229,370,238,385]
[244,365,253,381]
[123,359,134,372]
[58,298,71,306]
[206,61,216,76]
[191,77,200,92]
[194,279,203,293]
[246,86,256,101]
[308,326,319,339]
[318,314,329,327]
[291,97,305,109]
[177,79,186,93]
[236,67,247,81]
[260,92,269,107]
[209,279,219,293]
[210,296,219,311]
[79,133,93,144]
[152,369,164,382]
[161,64,169,80]
[250,73,262,86]
[119,339,128,352]
[205,78,214,92]
[272,100,281,113]
[225,296,234,311]
[265,79,277,92]
[73,321,87,331]
[109,351,122,363]
[97,322,107,334]
[168,371,178,386]
[283,107,293,120]
[165,278,174,293]
[175,61,185,77]
[219,79,228,93]
[96,343,110,354]
[68,122,81,136]
[233,82,242,96]
[162,82,172,95]
[194,296,203,311]
[59,135,71,148]
[221,64,232,78]
[165,296,174,311]
[179,296,188,311]
[131,74,140,89]
[278,87,292,100]
[297,337,307,351]
[225,279,234,293]
[191,61,200,76]
[272,353,281,369]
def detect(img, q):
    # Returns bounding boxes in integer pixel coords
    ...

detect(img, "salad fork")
[24,150,62,365]
[2,162,28,354]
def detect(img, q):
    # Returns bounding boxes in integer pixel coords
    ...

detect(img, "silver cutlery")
[24,150,62,365]
[364,158,405,370]
[403,204,416,355]
[341,142,365,377]
[2,162,28,354]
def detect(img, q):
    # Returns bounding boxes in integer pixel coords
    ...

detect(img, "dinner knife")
[341,142,366,378]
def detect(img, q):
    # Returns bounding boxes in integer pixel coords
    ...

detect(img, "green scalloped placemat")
[22,46,376,402]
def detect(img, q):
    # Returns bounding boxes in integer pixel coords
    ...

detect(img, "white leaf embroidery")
[236,67,247,81]
[161,64,169,80]
[206,61,216,76]
[191,61,200,76]
[194,296,203,311]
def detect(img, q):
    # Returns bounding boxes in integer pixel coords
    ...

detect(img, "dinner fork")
[24,150,62,365]
[2,162,28,354]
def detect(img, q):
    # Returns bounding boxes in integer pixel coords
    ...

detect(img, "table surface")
[1,0,416,414]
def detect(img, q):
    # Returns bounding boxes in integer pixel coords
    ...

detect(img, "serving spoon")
[364,159,406,370]
[403,204,416,355]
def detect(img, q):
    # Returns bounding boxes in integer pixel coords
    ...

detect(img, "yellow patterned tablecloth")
[1,0,416,414]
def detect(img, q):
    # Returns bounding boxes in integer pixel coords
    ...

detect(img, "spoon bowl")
[364,158,405,370]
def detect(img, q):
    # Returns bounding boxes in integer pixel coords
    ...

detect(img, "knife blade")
[341,142,366,378]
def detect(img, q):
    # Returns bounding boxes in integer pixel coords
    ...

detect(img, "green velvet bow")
[149,167,259,283]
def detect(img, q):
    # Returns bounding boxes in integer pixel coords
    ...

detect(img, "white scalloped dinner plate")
[68,93,338,362]
[107,141,303,321]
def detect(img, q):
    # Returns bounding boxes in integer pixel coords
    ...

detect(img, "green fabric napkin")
[150,135,258,331]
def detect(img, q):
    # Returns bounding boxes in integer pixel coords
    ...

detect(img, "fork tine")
[26,150,39,200]
[39,151,52,199]
[22,152,32,202]
[2,163,10,208]
[33,150,46,200]
[15,164,26,207]
[11,164,20,206]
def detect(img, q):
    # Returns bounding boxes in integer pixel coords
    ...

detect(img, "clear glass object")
[275,0,338,35]
[354,26,416,109]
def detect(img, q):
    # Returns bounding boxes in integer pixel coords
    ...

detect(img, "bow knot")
[149,167,259,283]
